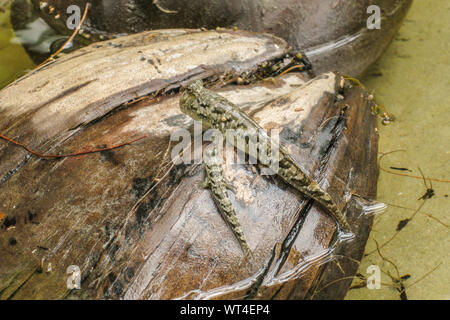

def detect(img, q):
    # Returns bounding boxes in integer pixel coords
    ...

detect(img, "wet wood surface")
[0,29,379,299]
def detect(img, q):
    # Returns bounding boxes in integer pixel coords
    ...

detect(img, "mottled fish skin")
[203,146,252,256]
[180,80,351,235]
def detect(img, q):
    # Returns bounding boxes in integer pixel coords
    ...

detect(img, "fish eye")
[186,80,204,93]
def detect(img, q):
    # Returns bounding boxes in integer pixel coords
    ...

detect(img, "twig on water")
[152,0,178,14]
[35,3,91,70]
[379,150,450,183]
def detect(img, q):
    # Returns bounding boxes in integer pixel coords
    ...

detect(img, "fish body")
[203,146,252,255]
[180,80,351,247]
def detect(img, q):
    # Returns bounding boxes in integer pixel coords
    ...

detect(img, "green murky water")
[0,3,34,88]
[345,0,449,300]
[0,0,448,299]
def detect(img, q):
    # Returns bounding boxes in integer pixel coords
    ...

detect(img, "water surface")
[346,0,449,300]
[0,3,34,88]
